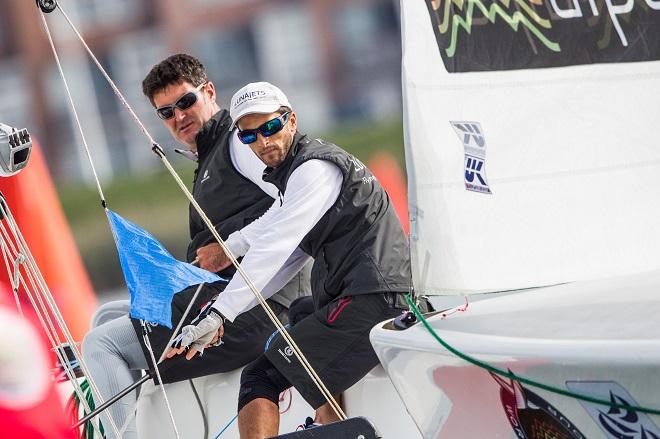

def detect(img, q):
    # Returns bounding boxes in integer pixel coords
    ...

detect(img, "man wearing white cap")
[168,82,419,438]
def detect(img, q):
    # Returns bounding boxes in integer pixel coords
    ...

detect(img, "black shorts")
[133,282,287,384]
[264,293,403,409]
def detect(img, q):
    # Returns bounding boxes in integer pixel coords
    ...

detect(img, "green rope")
[67,378,105,439]
[405,293,660,416]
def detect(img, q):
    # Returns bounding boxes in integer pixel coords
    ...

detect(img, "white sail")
[404,0,660,294]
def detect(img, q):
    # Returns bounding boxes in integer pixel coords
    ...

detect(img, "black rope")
[189,379,208,439]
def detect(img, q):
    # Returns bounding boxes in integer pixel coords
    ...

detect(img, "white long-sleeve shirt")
[213,133,343,321]
[229,133,279,199]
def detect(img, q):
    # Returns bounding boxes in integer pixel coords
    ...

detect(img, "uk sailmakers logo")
[423,0,660,72]
[492,372,586,439]
[451,121,491,194]
[566,381,660,439]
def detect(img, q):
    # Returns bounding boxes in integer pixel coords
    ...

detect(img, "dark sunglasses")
[236,112,291,144]
[155,83,206,120]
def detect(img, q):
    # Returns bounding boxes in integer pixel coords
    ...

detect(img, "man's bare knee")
[238,397,279,439]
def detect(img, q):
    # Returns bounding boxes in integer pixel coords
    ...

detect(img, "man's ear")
[205,81,217,102]
[289,111,297,134]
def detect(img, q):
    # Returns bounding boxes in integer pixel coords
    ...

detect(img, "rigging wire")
[0,199,108,435]
[145,147,345,419]
[405,294,660,416]
[10,254,25,318]
[43,0,346,421]
[55,4,157,147]
[38,8,106,206]
[0,235,24,318]
[39,3,198,433]
[142,323,181,439]
[71,282,207,435]
[36,9,122,437]
[157,283,205,364]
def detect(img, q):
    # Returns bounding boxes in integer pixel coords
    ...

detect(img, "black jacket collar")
[195,110,232,160]
[263,133,307,193]
[263,132,306,175]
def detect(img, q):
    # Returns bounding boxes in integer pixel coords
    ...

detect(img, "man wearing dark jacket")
[168,82,417,438]
[81,56,310,439]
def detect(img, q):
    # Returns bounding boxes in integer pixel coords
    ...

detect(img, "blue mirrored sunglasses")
[237,112,291,144]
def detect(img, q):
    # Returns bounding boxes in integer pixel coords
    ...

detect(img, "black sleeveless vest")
[187,110,273,277]
[263,134,411,307]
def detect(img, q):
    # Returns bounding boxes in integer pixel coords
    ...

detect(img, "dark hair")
[142,54,209,105]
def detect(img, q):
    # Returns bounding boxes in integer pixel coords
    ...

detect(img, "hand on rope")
[196,242,232,273]
[166,301,225,360]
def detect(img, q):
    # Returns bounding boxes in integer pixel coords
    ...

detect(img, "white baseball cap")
[230,82,292,124]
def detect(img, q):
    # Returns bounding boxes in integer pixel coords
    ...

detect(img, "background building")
[0,0,402,184]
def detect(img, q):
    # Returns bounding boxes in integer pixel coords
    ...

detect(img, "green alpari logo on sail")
[424,0,660,72]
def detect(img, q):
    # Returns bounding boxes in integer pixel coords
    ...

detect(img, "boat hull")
[371,271,660,438]
[136,364,422,438]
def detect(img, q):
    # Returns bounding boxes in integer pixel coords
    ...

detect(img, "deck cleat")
[393,310,417,330]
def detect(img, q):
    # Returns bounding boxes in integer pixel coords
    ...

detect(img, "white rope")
[0,206,83,391]
[44,1,346,422]
[8,226,118,433]
[142,322,181,439]
[0,236,24,318]
[0,199,120,436]
[38,9,137,435]
[38,10,106,204]
[141,283,204,436]
[155,151,347,420]
[0,201,108,434]
[158,283,205,364]
[117,282,204,437]
[0,202,110,432]
[11,254,25,302]
[119,402,138,437]
[55,2,158,146]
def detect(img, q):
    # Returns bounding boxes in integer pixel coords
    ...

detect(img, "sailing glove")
[171,307,224,356]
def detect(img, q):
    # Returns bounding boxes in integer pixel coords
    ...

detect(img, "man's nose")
[256,132,269,148]
[174,107,186,121]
